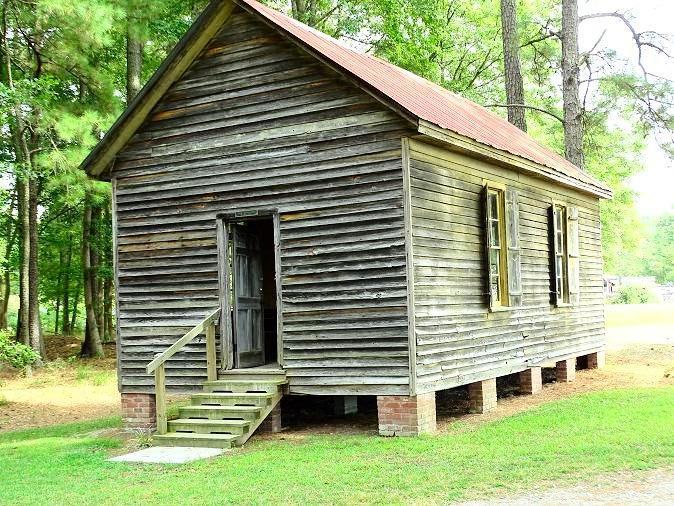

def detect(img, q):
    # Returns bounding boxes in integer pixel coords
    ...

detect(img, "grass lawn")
[2,387,673,505]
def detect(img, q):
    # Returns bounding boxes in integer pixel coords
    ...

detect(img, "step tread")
[169,418,249,426]
[180,405,262,412]
[154,432,238,441]
[193,392,275,398]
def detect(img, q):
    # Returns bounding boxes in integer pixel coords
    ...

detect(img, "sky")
[579,0,674,218]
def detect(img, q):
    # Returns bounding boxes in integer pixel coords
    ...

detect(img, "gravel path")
[462,468,674,505]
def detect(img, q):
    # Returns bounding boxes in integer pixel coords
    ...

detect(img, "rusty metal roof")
[240,0,611,197]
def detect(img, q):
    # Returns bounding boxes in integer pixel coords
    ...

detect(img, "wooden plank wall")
[112,7,414,394]
[407,139,606,393]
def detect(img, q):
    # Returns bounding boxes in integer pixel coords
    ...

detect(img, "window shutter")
[483,186,494,309]
[505,188,522,307]
[548,205,559,306]
[567,206,580,305]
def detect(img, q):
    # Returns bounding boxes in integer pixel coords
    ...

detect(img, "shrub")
[611,285,658,304]
[0,330,40,370]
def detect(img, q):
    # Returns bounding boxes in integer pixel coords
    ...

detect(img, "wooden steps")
[154,369,286,449]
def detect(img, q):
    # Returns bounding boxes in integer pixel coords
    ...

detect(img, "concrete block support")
[556,358,576,382]
[259,403,282,433]
[468,379,497,413]
[586,351,606,369]
[519,367,543,395]
[121,392,156,430]
[334,395,358,416]
[377,393,436,436]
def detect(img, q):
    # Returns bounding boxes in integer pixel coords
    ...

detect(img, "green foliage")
[644,212,674,284]
[611,286,658,305]
[0,330,40,370]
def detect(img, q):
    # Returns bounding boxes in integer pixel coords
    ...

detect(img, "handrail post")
[155,364,167,435]
[206,321,217,382]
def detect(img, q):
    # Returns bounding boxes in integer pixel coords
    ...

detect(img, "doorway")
[220,215,279,370]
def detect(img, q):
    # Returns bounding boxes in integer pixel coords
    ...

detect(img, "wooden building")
[83,0,612,447]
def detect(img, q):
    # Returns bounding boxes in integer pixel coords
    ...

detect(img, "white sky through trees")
[579,0,674,217]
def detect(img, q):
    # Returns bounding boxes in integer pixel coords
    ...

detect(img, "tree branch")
[483,103,565,123]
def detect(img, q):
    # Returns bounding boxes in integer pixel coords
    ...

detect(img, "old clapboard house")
[83,0,612,447]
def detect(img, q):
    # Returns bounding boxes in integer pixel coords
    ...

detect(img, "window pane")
[490,250,500,276]
[491,280,500,302]
[490,221,500,247]
[489,192,498,219]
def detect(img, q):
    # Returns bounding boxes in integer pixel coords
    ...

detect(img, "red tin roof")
[240,0,611,197]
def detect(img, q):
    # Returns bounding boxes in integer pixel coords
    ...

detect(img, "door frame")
[216,209,283,371]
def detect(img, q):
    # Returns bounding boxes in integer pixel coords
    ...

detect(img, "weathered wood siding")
[407,139,605,392]
[112,7,414,395]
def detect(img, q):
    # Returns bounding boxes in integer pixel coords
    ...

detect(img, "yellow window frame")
[485,181,509,308]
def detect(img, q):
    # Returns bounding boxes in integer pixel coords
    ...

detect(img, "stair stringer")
[235,391,283,446]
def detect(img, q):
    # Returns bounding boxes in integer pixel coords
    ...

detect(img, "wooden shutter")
[548,205,559,306]
[567,206,580,305]
[483,186,494,309]
[505,188,522,307]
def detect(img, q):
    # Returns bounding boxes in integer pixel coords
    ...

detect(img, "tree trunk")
[70,275,81,333]
[54,248,64,335]
[81,198,104,358]
[90,206,105,338]
[500,0,527,132]
[561,0,584,168]
[291,0,308,21]
[126,3,143,103]
[28,176,44,357]
[0,218,15,330]
[16,178,30,345]
[103,278,113,343]
[61,239,72,335]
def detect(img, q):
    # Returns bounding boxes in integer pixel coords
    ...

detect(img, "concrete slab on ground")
[108,446,225,464]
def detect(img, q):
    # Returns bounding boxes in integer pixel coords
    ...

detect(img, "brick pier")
[377,393,436,436]
[121,393,156,430]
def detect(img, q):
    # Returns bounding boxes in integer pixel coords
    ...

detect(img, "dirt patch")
[0,335,120,433]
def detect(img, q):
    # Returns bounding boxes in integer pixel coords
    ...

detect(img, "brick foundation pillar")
[555,358,576,382]
[468,379,497,413]
[259,403,282,433]
[334,396,358,416]
[121,392,156,430]
[519,367,543,395]
[586,351,606,369]
[377,393,436,436]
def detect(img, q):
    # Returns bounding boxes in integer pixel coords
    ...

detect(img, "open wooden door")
[232,224,265,368]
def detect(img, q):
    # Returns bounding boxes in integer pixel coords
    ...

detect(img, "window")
[483,182,522,310]
[549,203,580,306]
[553,204,569,304]
[486,186,508,307]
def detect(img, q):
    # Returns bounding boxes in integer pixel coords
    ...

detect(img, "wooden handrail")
[146,307,221,434]
[146,308,221,374]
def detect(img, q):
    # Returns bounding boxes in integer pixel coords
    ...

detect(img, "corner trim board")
[401,137,418,396]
